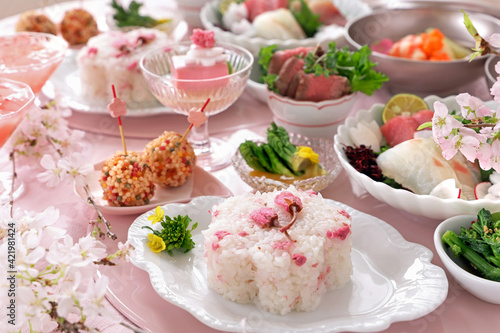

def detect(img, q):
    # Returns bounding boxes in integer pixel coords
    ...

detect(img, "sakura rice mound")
[76,28,168,108]
[203,186,352,315]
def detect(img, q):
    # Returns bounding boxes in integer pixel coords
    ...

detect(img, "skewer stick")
[180,98,210,143]
[112,85,128,155]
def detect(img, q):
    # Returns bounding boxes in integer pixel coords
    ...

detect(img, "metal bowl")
[485,55,500,91]
[345,1,500,96]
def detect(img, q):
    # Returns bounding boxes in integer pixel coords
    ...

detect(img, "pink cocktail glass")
[0,32,67,94]
[140,41,253,171]
[0,79,38,202]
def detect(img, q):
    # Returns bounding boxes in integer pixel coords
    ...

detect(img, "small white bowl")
[200,0,371,56]
[267,90,358,139]
[434,215,500,304]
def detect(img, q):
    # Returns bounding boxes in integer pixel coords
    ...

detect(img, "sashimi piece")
[268,46,313,74]
[380,116,419,147]
[371,38,394,55]
[411,109,434,125]
[307,0,346,26]
[377,137,481,196]
[253,9,306,40]
[389,34,426,60]
[244,0,289,22]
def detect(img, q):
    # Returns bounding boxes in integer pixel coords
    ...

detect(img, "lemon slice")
[382,93,429,123]
[218,0,236,14]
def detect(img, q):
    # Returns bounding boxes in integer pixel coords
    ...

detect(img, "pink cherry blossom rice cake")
[77,28,168,108]
[203,186,352,315]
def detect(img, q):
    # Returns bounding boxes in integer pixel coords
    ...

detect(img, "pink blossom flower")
[457,127,481,162]
[486,33,500,48]
[190,29,215,48]
[274,191,303,213]
[456,93,493,119]
[431,101,462,141]
[292,253,307,266]
[250,207,277,228]
[107,97,127,118]
[187,107,207,128]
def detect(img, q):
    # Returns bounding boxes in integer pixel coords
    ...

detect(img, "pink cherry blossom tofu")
[203,186,352,315]
[171,29,229,91]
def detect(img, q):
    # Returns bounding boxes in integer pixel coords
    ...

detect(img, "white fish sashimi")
[376,137,481,198]
[348,121,381,152]
[252,9,306,40]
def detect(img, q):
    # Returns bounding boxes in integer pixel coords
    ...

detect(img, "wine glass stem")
[189,117,211,155]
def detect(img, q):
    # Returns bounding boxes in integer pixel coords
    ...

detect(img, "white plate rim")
[127,195,448,333]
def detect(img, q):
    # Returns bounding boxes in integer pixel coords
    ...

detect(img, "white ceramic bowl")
[268,90,358,139]
[434,215,500,304]
[345,1,500,95]
[334,95,500,220]
[200,0,371,56]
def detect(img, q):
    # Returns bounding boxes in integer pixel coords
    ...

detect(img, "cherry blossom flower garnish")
[107,84,128,154]
[180,98,210,143]
[190,29,215,48]
[187,107,208,128]
[107,97,127,118]
[274,191,303,240]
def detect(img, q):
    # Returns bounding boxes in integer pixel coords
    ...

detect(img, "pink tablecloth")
[2,0,500,331]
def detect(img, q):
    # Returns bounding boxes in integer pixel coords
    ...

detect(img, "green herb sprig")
[259,42,389,96]
[143,207,198,256]
[111,0,170,28]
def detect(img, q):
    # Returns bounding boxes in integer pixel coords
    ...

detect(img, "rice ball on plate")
[60,8,99,45]
[15,11,58,35]
[100,151,156,207]
[143,131,196,187]
[203,186,352,315]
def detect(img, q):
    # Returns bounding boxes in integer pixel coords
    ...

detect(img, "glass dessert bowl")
[140,40,253,171]
[0,32,68,94]
[0,79,39,203]
[232,132,342,193]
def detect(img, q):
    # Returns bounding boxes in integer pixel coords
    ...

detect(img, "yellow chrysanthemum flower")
[297,146,320,164]
[147,206,164,224]
[147,233,166,253]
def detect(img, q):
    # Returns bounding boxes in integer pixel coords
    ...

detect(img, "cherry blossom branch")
[8,149,17,218]
[84,185,117,240]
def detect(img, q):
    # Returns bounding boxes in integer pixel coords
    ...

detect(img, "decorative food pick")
[180,98,210,143]
[107,84,128,155]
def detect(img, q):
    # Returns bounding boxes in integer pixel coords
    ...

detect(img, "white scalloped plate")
[334,95,500,220]
[128,196,448,332]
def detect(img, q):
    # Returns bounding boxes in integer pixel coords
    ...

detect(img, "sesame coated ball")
[143,131,196,187]
[60,8,99,45]
[100,151,156,207]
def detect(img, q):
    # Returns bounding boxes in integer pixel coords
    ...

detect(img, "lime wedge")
[382,94,429,123]
[218,0,237,14]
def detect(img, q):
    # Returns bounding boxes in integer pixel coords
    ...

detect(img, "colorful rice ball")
[100,151,155,207]
[15,11,58,35]
[143,131,196,187]
[60,8,99,45]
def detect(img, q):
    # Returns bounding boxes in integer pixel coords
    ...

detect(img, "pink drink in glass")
[0,79,35,147]
[0,33,67,94]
